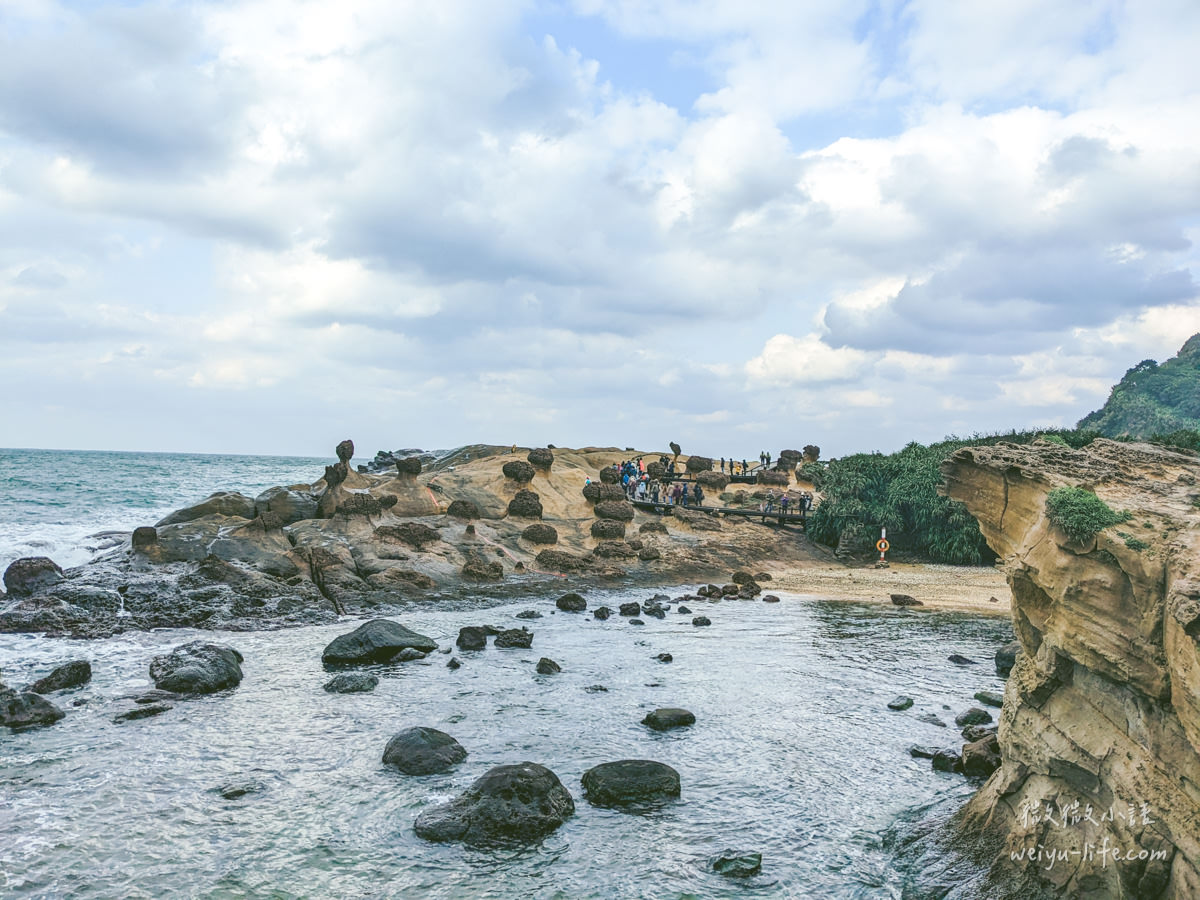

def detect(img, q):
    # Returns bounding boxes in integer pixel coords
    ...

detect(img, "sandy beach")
[770,559,1011,615]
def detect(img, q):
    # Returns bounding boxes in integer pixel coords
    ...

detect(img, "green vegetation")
[1045,487,1129,542]
[1124,537,1149,552]
[805,428,1102,565]
[1078,334,1200,437]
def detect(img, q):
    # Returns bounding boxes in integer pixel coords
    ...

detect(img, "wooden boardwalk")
[630,498,808,528]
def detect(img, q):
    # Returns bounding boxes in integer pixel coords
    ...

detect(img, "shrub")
[1045,487,1129,542]
[1124,536,1149,552]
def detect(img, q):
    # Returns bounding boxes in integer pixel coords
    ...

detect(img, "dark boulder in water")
[692,616,711,627]
[931,749,964,773]
[948,654,976,665]
[642,707,695,731]
[974,690,1004,708]
[712,851,762,878]
[413,762,574,848]
[954,707,992,728]
[515,609,542,619]
[26,660,91,694]
[322,619,437,665]
[323,673,379,694]
[536,657,561,675]
[1,687,65,729]
[887,696,914,711]
[961,733,1001,776]
[592,606,611,621]
[495,627,533,649]
[113,702,173,723]
[656,653,673,663]
[150,642,243,694]
[619,602,641,617]
[3,556,64,597]
[995,640,1021,677]
[581,760,680,807]
[383,726,467,775]
[677,605,691,614]
[456,626,489,651]
[555,593,587,612]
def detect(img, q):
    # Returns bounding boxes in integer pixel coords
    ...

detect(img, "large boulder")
[594,501,635,521]
[756,470,789,487]
[502,460,536,483]
[776,449,803,471]
[3,557,65,596]
[527,448,554,471]
[598,467,620,484]
[149,642,244,694]
[583,482,627,503]
[254,487,318,526]
[157,492,257,527]
[26,660,91,694]
[507,490,543,519]
[961,732,1002,776]
[494,627,533,649]
[375,523,440,549]
[413,762,575,848]
[581,760,681,807]
[522,523,558,545]
[336,439,354,463]
[556,593,587,612]
[590,519,626,540]
[0,687,65,729]
[457,626,489,650]
[383,726,468,775]
[695,471,729,491]
[685,455,713,474]
[322,619,438,664]
[446,499,481,520]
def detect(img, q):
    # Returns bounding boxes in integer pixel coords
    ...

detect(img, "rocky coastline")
[0,441,829,639]
[930,438,1200,899]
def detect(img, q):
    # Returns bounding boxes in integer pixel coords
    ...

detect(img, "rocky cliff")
[940,438,1200,899]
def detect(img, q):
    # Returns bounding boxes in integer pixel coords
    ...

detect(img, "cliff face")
[941,439,1200,899]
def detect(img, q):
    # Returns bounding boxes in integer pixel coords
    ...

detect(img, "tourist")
[694,483,704,506]
[764,490,775,514]
[681,484,689,507]
[780,494,789,515]
[720,457,725,472]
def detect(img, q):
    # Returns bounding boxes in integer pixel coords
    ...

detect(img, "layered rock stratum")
[939,438,1200,899]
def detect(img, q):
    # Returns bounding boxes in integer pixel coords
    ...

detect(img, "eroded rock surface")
[940,438,1200,898]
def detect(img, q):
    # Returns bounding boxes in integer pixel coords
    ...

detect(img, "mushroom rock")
[527,448,554,471]
[507,489,543,519]
[522,523,559,545]
[502,460,536,483]
[685,456,713,474]
[669,442,681,458]
[645,461,666,480]
[775,449,803,471]
[598,467,620,484]
[446,499,481,520]
[695,471,729,491]
[590,519,626,540]
[336,439,354,463]
[755,470,789,487]
[594,501,635,522]
[395,456,422,477]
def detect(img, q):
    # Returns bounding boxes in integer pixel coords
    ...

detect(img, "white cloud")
[745,333,875,385]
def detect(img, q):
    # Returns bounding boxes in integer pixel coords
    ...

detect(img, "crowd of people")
[588,453,816,516]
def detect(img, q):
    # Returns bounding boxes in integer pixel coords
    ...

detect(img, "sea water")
[1,594,1008,899]
[0,448,327,574]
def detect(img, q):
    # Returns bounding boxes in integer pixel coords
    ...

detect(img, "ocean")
[0,448,328,576]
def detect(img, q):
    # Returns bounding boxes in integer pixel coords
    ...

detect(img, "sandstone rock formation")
[940,438,1200,899]
[527,447,553,471]
[502,460,536,483]
[685,455,713,474]
[507,489,543,519]
[395,456,422,477]
[521,523,558,545]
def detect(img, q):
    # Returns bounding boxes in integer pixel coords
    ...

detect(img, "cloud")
[745,333,875,385]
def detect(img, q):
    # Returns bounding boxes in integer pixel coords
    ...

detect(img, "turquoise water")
[0,448,327,575]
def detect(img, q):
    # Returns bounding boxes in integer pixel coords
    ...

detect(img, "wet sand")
[769,559,1011,615]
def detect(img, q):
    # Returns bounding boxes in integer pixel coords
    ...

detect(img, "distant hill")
[1078,334,1200,437]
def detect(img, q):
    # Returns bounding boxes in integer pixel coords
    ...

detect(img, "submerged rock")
[113,702,172,723]
[948,654,977,665]
[692,616,711,627]
[456,626,489,651]
[642,707,695,731]
[26,660,91,694]
[974,690,1004,708]
[954,707,993,728]
[515,609,542,619]
[581,760,680,807]
[961,733,1001,776]
[619,602,641,617]
[887,696,914,711]
[712,851,762,878]
[383,726,467,775]
[149,641,243,694]
[323,673,379,694]
[536,657,561,675]
[413,762,574,847]
[322,620,437,664]
[592,606,611,621]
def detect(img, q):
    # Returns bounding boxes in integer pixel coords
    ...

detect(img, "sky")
[1,0,1199,459]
